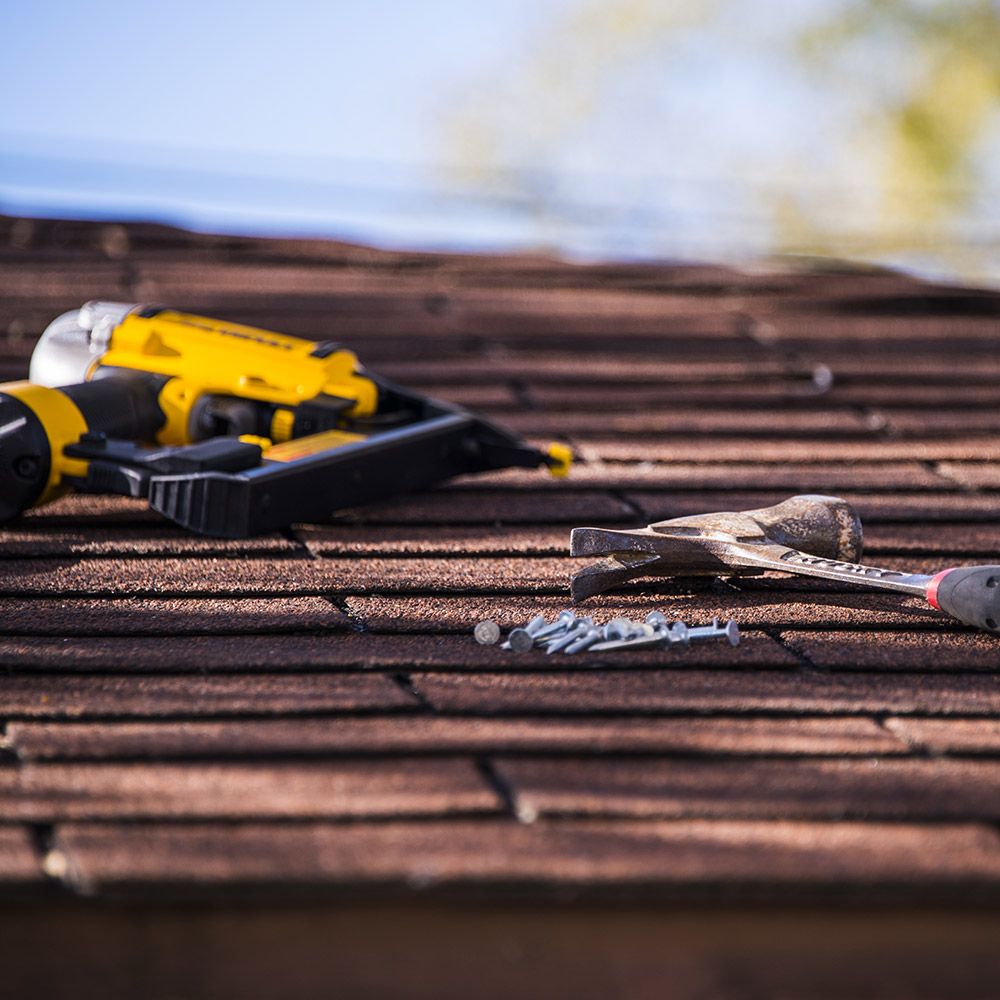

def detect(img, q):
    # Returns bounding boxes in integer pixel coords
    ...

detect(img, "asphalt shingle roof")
[2,214,1000,912]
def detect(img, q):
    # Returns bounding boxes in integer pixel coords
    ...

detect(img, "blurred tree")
[442,1,714,194]
[442,0,1000,274]
[793,0,1000,253]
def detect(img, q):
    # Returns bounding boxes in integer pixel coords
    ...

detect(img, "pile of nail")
[473,610,740,654]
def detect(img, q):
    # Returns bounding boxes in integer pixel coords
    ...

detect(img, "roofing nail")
[502,614,547,651]
[667,621,690,647]
[603,617,640,641]
[532,610,577,642]
[686,618,741,646]
[563,626,603,654]
[545,621,592,654]
[589,627,665,653]
[474,620,501,646]
[506,628,537,652]
[524,614,548,635]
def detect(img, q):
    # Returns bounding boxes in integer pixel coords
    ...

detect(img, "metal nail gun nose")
[572,494,1000,634]
[0,302,572,536]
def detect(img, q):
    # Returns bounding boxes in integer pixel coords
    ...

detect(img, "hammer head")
[570,494,863,602]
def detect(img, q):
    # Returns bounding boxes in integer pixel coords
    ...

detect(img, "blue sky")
[0,1,552,162]
[1,1,998,278]
[0,1,567,239]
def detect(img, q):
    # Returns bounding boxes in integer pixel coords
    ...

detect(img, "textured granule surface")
[2,216,1000,993]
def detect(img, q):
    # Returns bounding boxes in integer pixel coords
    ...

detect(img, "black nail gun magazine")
[0,302,571,537]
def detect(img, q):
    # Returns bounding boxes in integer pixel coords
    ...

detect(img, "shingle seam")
[508,378,539,411]
[391,673,434,712]
[475,757,531,823]
[28,822,84,896]
[713,579,826,671]
[607,489,645,521]
[881,717,931,755]
[326,597,368,632]
[282,527,360,623]
[930,461,983,492]
[760,627,823,670]
[0,722,16,763]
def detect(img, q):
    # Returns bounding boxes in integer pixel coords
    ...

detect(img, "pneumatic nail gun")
[0,302,571,536]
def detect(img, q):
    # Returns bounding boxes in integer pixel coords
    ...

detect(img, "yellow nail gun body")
[0,302,570,536]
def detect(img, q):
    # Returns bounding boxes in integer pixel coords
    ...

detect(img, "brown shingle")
[337,490,633,525]
[794,355,1000,383]
[54,819,1000,891]
[413,670,1000,716]
[620,464,945,495]
[878,409,1000,437]
[862,523,1000,555]
[379,355,793,385]
[297,524,571,557]
[0,827,43,885]
[500,408,871,438]
[0,672,414,718]
[7,715,905,762]
[0,555,575,596]
[783,631,1000,672]
[0,525,297,558]
[585,437,1000,463]
[0,759,497,820]
[20,494,159,524]
[884,717,1000,754]
[497,757,1000,821]
[936,462,1000,489]
[0,261,131,301]
[762,314,1000,343]
[0,597,346,636]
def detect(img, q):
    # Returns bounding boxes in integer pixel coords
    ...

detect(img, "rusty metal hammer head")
[570,494,863,602]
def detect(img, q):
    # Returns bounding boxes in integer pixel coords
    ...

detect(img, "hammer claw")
[570,494,867,601]
[571,557,658,602]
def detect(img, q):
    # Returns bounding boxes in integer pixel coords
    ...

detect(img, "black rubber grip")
[0,392,51,523]
[932,567,1000,632]
[62,373,165,440]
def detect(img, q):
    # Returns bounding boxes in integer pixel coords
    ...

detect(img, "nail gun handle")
[927,567,1000,632]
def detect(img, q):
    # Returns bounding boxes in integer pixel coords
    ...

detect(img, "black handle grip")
[931,567,1000,632]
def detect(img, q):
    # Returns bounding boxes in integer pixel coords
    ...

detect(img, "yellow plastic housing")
[98,310,378,445]
[2,381,89,501]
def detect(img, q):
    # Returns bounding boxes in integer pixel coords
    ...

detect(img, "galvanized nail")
[563,626,603,654]
[533,610,577,642]
[474,620,501,646]
[545,622,590,654]
[687,617,740,646]
[506,628,537,652]
[501,613,550,650]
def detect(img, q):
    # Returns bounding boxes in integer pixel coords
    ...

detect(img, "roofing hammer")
[571,494,1000,633]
